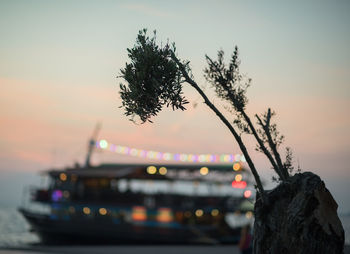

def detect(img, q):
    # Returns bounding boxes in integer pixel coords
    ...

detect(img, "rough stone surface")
[253,172,344,254]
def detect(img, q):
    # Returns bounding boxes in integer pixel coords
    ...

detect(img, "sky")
[0,0,349,212]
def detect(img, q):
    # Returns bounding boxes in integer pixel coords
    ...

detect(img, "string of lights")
[96,139,246,163]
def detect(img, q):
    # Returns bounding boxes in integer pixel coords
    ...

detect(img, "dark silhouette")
[118,29,344,253]
[239,224,252,254]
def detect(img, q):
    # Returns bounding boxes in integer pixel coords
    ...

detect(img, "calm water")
[0,207,39,248]
[0,207,349,248]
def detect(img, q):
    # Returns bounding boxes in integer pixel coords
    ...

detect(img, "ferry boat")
[19,136,254,244]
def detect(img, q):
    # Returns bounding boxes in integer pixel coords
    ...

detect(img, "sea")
[0,207,349,248]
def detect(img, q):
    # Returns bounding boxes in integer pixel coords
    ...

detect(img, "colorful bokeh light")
[235,174,242,182]
[146,166,157,174]
[157,208,173,223]
[97,140,245,164]
[244,190,252,198]
[51,190,63,202]
[99,139,108,149]
[233,163,241,171]
[195,209,204,217]
[99,208,107,215]
[59,173,67,181]
[199,167,209,176]
[231,180,247,189]
[83,207,91,215]
[159,167,167,175]
[132,206,147,221]
[211,209,219,216]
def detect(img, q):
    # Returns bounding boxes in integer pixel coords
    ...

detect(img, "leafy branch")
[119,29,298,203]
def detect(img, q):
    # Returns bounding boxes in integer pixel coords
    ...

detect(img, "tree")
[118,29,344,253]
[120,29,267,200]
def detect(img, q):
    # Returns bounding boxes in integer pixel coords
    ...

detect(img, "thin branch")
[241,111,285,181]
[206,55,284,181]
[171,52,267,203]
[257,109,289,180]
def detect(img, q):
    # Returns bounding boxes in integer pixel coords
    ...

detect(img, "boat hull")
[19,208,234,244]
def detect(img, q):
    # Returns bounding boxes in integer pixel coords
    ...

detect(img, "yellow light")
[83,207,91,215]
[195,209,204,217]
[245,211,253,219]
[235,174,242,182]
[99,208,107,215]
[146,166,157,174]
[199,167,209,176]
[59,173,67,181]
[159,167,167,175]
[157,208,173,223]
[233,163,241,171]
[211,209,219,216]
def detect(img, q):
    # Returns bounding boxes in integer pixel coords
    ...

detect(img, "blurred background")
[0,0,349,248]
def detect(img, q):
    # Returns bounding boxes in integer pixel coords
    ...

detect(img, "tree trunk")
[253,172,344,254]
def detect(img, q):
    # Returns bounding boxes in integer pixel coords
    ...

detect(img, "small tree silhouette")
[120,30,288,200]
[119,29,345,254]
[119,29,295,202]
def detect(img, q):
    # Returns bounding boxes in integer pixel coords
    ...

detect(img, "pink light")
[110,144,116,152]
[244,190,252,198]
[210,155,216,162]
[51,190,63,202]
[214,155,219,162]
[174,154,180,161]
[96,140,245,164]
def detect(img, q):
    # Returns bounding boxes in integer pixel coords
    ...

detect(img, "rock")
[253,172,344,254]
